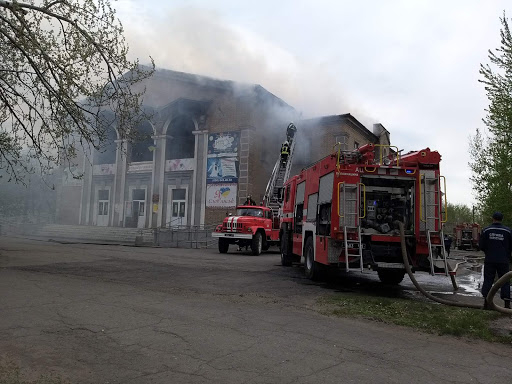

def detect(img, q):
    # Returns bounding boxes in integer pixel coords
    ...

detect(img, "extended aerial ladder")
[263,123,297,216]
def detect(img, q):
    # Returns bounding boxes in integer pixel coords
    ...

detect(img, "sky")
[115,0,509,207]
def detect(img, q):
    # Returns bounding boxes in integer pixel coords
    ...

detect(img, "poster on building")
[93,164,116,176]
[127,161,153,173]
[207,132,240,158]
[165,158,194,172]
[207,157,238,183]
[206,183,237,208]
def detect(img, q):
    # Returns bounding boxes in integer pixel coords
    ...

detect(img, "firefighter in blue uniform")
[479,212,512,309]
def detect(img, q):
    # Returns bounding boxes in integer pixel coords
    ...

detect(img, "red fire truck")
[454,223,480,251]
[212,123,298,255]
[279,143,450,284]
[212,205,280,255]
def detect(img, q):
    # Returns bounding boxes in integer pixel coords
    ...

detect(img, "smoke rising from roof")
[121,6,373,123]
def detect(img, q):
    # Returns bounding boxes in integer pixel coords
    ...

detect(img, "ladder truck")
[279,143,453,284]
[263,123,297,215]
[212,123,298,255]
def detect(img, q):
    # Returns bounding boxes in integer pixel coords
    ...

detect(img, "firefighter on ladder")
[281,140,290,167]
[286,123,297,143]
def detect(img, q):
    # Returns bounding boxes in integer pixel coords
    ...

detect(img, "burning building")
[55,68,390,228]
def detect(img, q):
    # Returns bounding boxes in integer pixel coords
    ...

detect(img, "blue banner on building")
[207,157,239,183]
[207,132,240,158]
[207,131,240,185]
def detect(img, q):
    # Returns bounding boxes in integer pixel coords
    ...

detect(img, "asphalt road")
[0,236,511,384]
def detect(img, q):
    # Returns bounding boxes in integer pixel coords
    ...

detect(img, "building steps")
[0,219,216,249]
[35,224,155,245]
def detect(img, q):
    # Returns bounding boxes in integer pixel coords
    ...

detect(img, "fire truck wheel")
[377,269,405,285]
[304,237,320,280]
[218,239,229,254]
[280,232,292,266]
[251,232,263,256]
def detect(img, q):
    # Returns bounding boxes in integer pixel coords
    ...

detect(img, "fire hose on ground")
[398,222,512,314]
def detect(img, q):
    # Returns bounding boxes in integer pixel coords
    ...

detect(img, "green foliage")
[445,203,473,231]
[443,203,488,234]
[320,293,512,343]
[470,12,512,226]
[0,0,154,182]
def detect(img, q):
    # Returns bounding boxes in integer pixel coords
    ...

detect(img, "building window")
[335,135,348,151]
[98,189,109,216]
[132,189,146,201]
[131,121,154,162]
[167,115,195,160]
[98,190,109,200]
[354,141,359,150]
[94,127,118,165]
[171,188,187,223]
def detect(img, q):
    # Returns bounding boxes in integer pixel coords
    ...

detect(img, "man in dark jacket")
[479,212,512,309]
[444,235,453,257]
[244,195,256,206]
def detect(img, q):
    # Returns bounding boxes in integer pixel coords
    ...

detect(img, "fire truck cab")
[279,144,449,284]
[212,205,280,255]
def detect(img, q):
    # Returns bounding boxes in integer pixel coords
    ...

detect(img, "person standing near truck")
[444,234,453,257]
[479,212,512,309]
[244,195,256,206]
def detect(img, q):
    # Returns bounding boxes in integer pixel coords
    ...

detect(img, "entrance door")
[132,189,146,228]
[170,188,187,226]
[96,189,109,226]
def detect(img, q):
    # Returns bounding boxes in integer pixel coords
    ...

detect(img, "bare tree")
[0,0,154,182]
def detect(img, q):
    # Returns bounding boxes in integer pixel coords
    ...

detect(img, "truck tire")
[218,238,229,254]
[304,237,321,280]
[280,231,292,266]
[251,232,263,256]
[377,269,405,285]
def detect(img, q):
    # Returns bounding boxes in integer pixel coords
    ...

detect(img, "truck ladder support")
[343,226,363,273]
[427,230,448,276]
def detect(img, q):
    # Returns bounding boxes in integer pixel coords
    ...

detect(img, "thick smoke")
[121,6,373,123]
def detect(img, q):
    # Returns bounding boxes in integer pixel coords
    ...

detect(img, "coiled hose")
[399,222,512,314]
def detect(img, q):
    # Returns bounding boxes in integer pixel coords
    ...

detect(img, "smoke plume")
[121,6,372,122]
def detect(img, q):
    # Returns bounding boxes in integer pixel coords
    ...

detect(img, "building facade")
[56,69,391,227]
[297,115,391,168]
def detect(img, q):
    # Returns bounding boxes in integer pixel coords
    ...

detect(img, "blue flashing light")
[405,169,414,174]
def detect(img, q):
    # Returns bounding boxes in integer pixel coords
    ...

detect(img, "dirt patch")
[489,316,512,338]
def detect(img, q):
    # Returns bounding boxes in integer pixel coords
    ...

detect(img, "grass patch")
[319,293,512,344]
[0,361,69,384]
